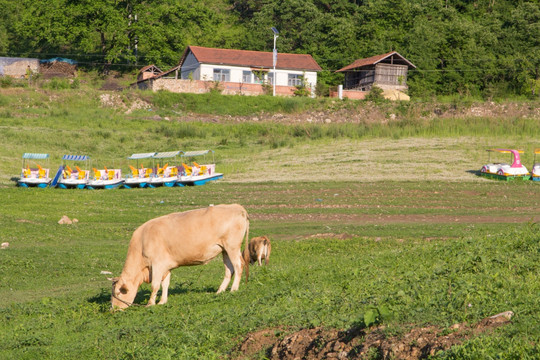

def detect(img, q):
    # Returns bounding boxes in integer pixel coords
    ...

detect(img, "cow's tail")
[243,216,250,283]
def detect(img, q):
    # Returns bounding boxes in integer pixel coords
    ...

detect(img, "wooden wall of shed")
[374,63,408,87]
[344,65,375,90]
[343,63,409,91]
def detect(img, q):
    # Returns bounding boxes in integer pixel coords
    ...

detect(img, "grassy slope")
[0,86,539,359]
[1,87,540,186]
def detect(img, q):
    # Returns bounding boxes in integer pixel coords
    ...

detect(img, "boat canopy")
[62,155,90,161]
[128,152,156,160]
[488,149,524,154]
[23,153,49,159]
[153,151,181,159]
[181,150,214,157]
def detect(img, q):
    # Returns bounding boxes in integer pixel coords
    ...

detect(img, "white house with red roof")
[135,46,322,97]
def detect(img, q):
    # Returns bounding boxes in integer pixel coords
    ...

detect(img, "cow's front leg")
[257,250,263,266]
[147,266,166,306]
[158,271,171,305]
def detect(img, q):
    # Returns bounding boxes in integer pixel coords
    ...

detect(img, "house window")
[213,68,230,82]
[242,71,252,83]
[253,71,264,84]
[268,72,274,85]
[288,74,303,86]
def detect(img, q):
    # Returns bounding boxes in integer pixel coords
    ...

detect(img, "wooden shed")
[137,65,163,82]
[336,52,416,92]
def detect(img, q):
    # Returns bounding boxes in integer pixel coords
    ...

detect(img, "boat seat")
[75,166,86,180]
[37,165,46,179]
[170,167,178,176]
[108,170,115,180]
[129,165,139,177]
[63,165,72,179]
[182,163,192,176]
[193,162,207,175]
[145,168,152,178]
[23,167,31,178]
[157,163,168,177]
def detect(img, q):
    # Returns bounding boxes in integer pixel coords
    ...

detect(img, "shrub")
[0,76,13,88]
[364,85,386,103]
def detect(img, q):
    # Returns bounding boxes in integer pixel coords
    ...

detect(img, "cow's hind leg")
[158,271,171,305]
[217,252,234,294]
[228,250,244,292]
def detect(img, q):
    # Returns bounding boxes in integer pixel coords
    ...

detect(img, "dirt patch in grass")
[235,312,514,359]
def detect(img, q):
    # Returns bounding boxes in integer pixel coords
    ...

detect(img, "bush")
[42,78,71,90]
[0,76,15,88]
[364,85,386,103]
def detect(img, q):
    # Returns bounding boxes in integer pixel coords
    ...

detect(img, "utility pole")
[271,27,279,96]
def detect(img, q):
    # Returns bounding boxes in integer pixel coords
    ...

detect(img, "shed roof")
[337,51,416,72]
[138,64,162,74]
[179,46,322,72]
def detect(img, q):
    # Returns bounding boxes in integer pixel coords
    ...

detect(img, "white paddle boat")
[17,153,52,188]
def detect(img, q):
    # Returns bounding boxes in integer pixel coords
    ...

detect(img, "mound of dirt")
[235,311,513,359]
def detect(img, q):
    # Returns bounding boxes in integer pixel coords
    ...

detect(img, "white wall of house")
[180,57,317,93]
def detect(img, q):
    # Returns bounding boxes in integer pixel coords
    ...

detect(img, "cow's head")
[111,277,137,310]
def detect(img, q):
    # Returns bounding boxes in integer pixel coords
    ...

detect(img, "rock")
[58,215,72,225]
[490,311,514,321]
[1,242,9,249]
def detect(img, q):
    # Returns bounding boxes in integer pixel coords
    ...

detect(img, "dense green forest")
[0,0,539,98]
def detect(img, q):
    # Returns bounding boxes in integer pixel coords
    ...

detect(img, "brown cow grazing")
[248,236,271,266]
[111,204,250,310]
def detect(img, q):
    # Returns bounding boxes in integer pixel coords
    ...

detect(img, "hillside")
[1,0,539,97]
[1,85,539,187]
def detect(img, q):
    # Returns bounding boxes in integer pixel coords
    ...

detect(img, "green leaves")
[363,304,394,327]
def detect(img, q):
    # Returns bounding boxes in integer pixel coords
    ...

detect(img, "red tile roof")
[336,51,416,72]
[180,46,322,72]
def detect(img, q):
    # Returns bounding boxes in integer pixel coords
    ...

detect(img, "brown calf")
[248,236,271,266]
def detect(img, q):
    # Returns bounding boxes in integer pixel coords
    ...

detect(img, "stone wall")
[0,57,40,78]
[146,78,298,96]
[330,89,368,100]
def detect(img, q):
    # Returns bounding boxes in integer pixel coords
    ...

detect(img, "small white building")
[135,46,322,97]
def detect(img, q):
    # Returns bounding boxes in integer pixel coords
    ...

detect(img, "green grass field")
[0,87,539,359]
